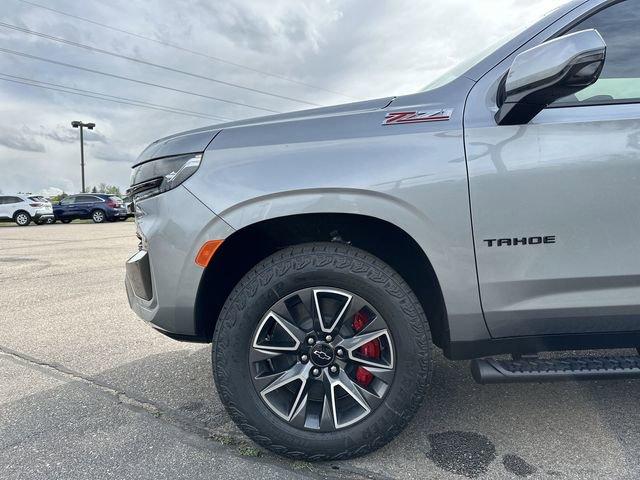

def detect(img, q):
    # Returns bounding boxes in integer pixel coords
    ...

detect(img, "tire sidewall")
[213,244,431,459]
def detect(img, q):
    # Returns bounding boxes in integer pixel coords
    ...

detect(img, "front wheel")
[91,209,105,223]
[213,242,433,460]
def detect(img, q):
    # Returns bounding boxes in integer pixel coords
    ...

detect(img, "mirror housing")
[495,29,606,126]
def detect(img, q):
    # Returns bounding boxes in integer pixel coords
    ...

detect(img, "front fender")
[187,185,487,344]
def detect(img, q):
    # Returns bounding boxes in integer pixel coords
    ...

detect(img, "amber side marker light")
[195,240,224,267]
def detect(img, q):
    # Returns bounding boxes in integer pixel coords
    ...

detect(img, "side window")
[0,196,8,205]
[7,196,23,204]
[554,0,640,106]
[61,197,75,205]
[76,195,101,203]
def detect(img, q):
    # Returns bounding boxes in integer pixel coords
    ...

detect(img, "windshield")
[421,5,562,92]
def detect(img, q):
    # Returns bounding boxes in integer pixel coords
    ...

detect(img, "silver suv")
[126,0,640,460]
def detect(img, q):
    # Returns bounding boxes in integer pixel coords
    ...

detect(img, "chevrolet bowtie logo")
[313,351,332,361]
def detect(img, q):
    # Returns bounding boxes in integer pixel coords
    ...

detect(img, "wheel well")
[13,210,30,219]
[195,213,449,349]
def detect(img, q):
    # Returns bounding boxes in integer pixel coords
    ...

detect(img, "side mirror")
[495,29,606,126]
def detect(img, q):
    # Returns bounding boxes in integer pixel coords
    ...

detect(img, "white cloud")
[0,0,568,194]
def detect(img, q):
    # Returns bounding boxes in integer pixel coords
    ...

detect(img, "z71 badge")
[383,109,453,125]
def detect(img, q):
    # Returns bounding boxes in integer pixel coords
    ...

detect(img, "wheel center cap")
[310,343,335,367]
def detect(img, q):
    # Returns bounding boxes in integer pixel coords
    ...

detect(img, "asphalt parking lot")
[1,222,639,480]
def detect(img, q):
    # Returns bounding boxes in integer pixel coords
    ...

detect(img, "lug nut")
[336,348,345,357]
[307,337,315,345]
[301,354,309,363]
[329,365,339,374]
[325,335,333,342]
[311,367,321,377]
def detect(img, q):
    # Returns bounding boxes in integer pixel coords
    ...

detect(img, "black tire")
[213,242,433,460]
[61,219,72,224]
[118,217,127,221]
[91,209,106,223]
[14,211,31,226]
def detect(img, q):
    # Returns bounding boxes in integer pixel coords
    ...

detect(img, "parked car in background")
[53,194,127,223]
[0,195,54,226]
[122,195,135,218]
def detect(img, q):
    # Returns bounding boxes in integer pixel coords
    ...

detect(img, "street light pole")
[79,125,85,193]
[71,121,96,193]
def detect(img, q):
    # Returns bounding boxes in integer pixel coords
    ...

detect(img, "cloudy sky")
[0,0,566,195]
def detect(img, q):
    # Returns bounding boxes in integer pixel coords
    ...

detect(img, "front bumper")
[124,185,234,339]
[125,250,152,300]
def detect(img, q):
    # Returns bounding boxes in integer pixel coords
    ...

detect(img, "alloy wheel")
[249,287,395,431]
[93,211,104,223]
[16,213,29,226]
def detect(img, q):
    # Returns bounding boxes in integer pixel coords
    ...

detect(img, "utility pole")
[71,121,96,193]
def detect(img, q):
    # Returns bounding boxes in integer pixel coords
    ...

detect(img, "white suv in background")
[0,195,54,226]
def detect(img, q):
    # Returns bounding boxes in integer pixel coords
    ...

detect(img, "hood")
[211,96,394,130]
[136,97,394,163]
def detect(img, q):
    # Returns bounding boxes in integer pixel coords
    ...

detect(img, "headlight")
[128,153,202,201]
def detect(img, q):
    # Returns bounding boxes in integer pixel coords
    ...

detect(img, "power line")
[0,21,322,108]
[0,47,281,114]
[16,0,357,101]
[0,72,232,121]
[0,76,224,121]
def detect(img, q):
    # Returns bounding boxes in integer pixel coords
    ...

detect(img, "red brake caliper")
[352,311,380,387]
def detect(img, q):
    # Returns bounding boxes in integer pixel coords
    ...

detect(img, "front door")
[59,197,76,218]
[466,0,640,337]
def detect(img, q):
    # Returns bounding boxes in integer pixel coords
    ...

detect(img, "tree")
[104,185,122,196]
[50,192,68,203]
[90,184,122,196]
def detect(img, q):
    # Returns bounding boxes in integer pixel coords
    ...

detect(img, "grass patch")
[292,460,313,471]
[238,445,263,457]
